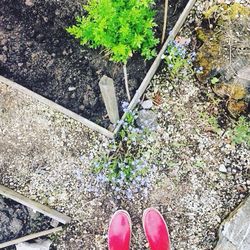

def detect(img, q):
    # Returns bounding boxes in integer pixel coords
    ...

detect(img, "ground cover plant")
[67,0,159,100]
[87,102,158,200]
[162,40,194,78]
[228,116,250,148]
[161,38,203,80]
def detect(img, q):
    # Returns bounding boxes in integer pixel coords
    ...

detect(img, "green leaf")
[211,77,219,85]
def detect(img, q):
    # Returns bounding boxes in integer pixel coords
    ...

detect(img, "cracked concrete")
[215,196,250,250]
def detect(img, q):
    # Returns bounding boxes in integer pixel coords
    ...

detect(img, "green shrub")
[67,0,159,64]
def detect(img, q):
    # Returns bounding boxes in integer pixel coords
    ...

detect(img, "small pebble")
[68,87,76,91]
[219,165,227,173]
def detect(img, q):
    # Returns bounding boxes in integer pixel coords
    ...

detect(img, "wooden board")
[0,76,114,138]
[0,227,62,249]
[0,184,71,224]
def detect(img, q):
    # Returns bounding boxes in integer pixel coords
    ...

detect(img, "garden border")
[0,184,71,224]
[0,227,63,249]
[0,0,196,138]
[0,184,70,248]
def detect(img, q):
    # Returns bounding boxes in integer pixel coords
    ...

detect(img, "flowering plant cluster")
[87,102,157,200]
[162,40,202,78]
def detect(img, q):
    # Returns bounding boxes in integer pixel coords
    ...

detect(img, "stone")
[25,0,34,7]
[136,110,158,130]
[68,87,76,91]
[237,66,250,87]
[141,100,153,109]
[218,164,227,173]
[16,239,52,250]
[10,217,23,233]
[215,196,250,250]
[215,240,237,250]
[79,105,85,111]
[0,54,7,63]
[50,219,59,228]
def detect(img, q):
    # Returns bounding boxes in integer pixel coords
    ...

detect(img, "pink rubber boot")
[108,210,131,250]
[143,208,171,250]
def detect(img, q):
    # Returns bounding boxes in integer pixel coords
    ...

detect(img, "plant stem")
[161,0,169,44]
[123,64,131,101]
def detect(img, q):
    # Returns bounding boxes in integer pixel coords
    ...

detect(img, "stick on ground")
[123,64,131,101]
[114,0,197,134]
[161,0,169,44]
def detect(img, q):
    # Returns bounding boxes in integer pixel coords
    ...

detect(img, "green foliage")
[88,105,157,200]
[211,77,219,85]
[67,0,159,63]
[200,112,221,135]
[207,115,221,134]
[194,159,205,168]
[162,40,194,78]
[228,116,250,147]
[93,109,150,182]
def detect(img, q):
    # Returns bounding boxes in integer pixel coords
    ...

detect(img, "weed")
[211,77,219,85]
[200,112,221,135]
[194,159,205,168]
[228,116,250,147]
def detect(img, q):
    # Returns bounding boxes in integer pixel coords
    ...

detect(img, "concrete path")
[215,196,250,250]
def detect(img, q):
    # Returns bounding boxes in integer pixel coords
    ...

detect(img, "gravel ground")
[0,0,249,249]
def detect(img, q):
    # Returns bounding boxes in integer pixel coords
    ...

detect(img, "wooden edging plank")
[0,76,114,138]
[0,226,62,249]
[113,0,196,134]
[0,184,71,224]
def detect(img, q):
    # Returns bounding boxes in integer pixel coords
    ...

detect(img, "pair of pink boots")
[108,208,171,250]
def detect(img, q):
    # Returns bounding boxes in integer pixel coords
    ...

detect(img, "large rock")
[215,196,250,250]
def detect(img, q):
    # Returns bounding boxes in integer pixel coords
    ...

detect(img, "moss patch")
[196,3,250,116]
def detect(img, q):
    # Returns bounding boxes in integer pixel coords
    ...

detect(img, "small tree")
[67,0,159,101]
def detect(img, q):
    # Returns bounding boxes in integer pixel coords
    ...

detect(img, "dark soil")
[0,195,53,249]
[0,0,188,127]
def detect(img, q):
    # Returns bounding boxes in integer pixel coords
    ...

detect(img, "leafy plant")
[228,116,250,147]
[67,0,159,100]
[200,112,222,135]
[211,76,219,85]
[162,40,196,78]
[87,103,157,200]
